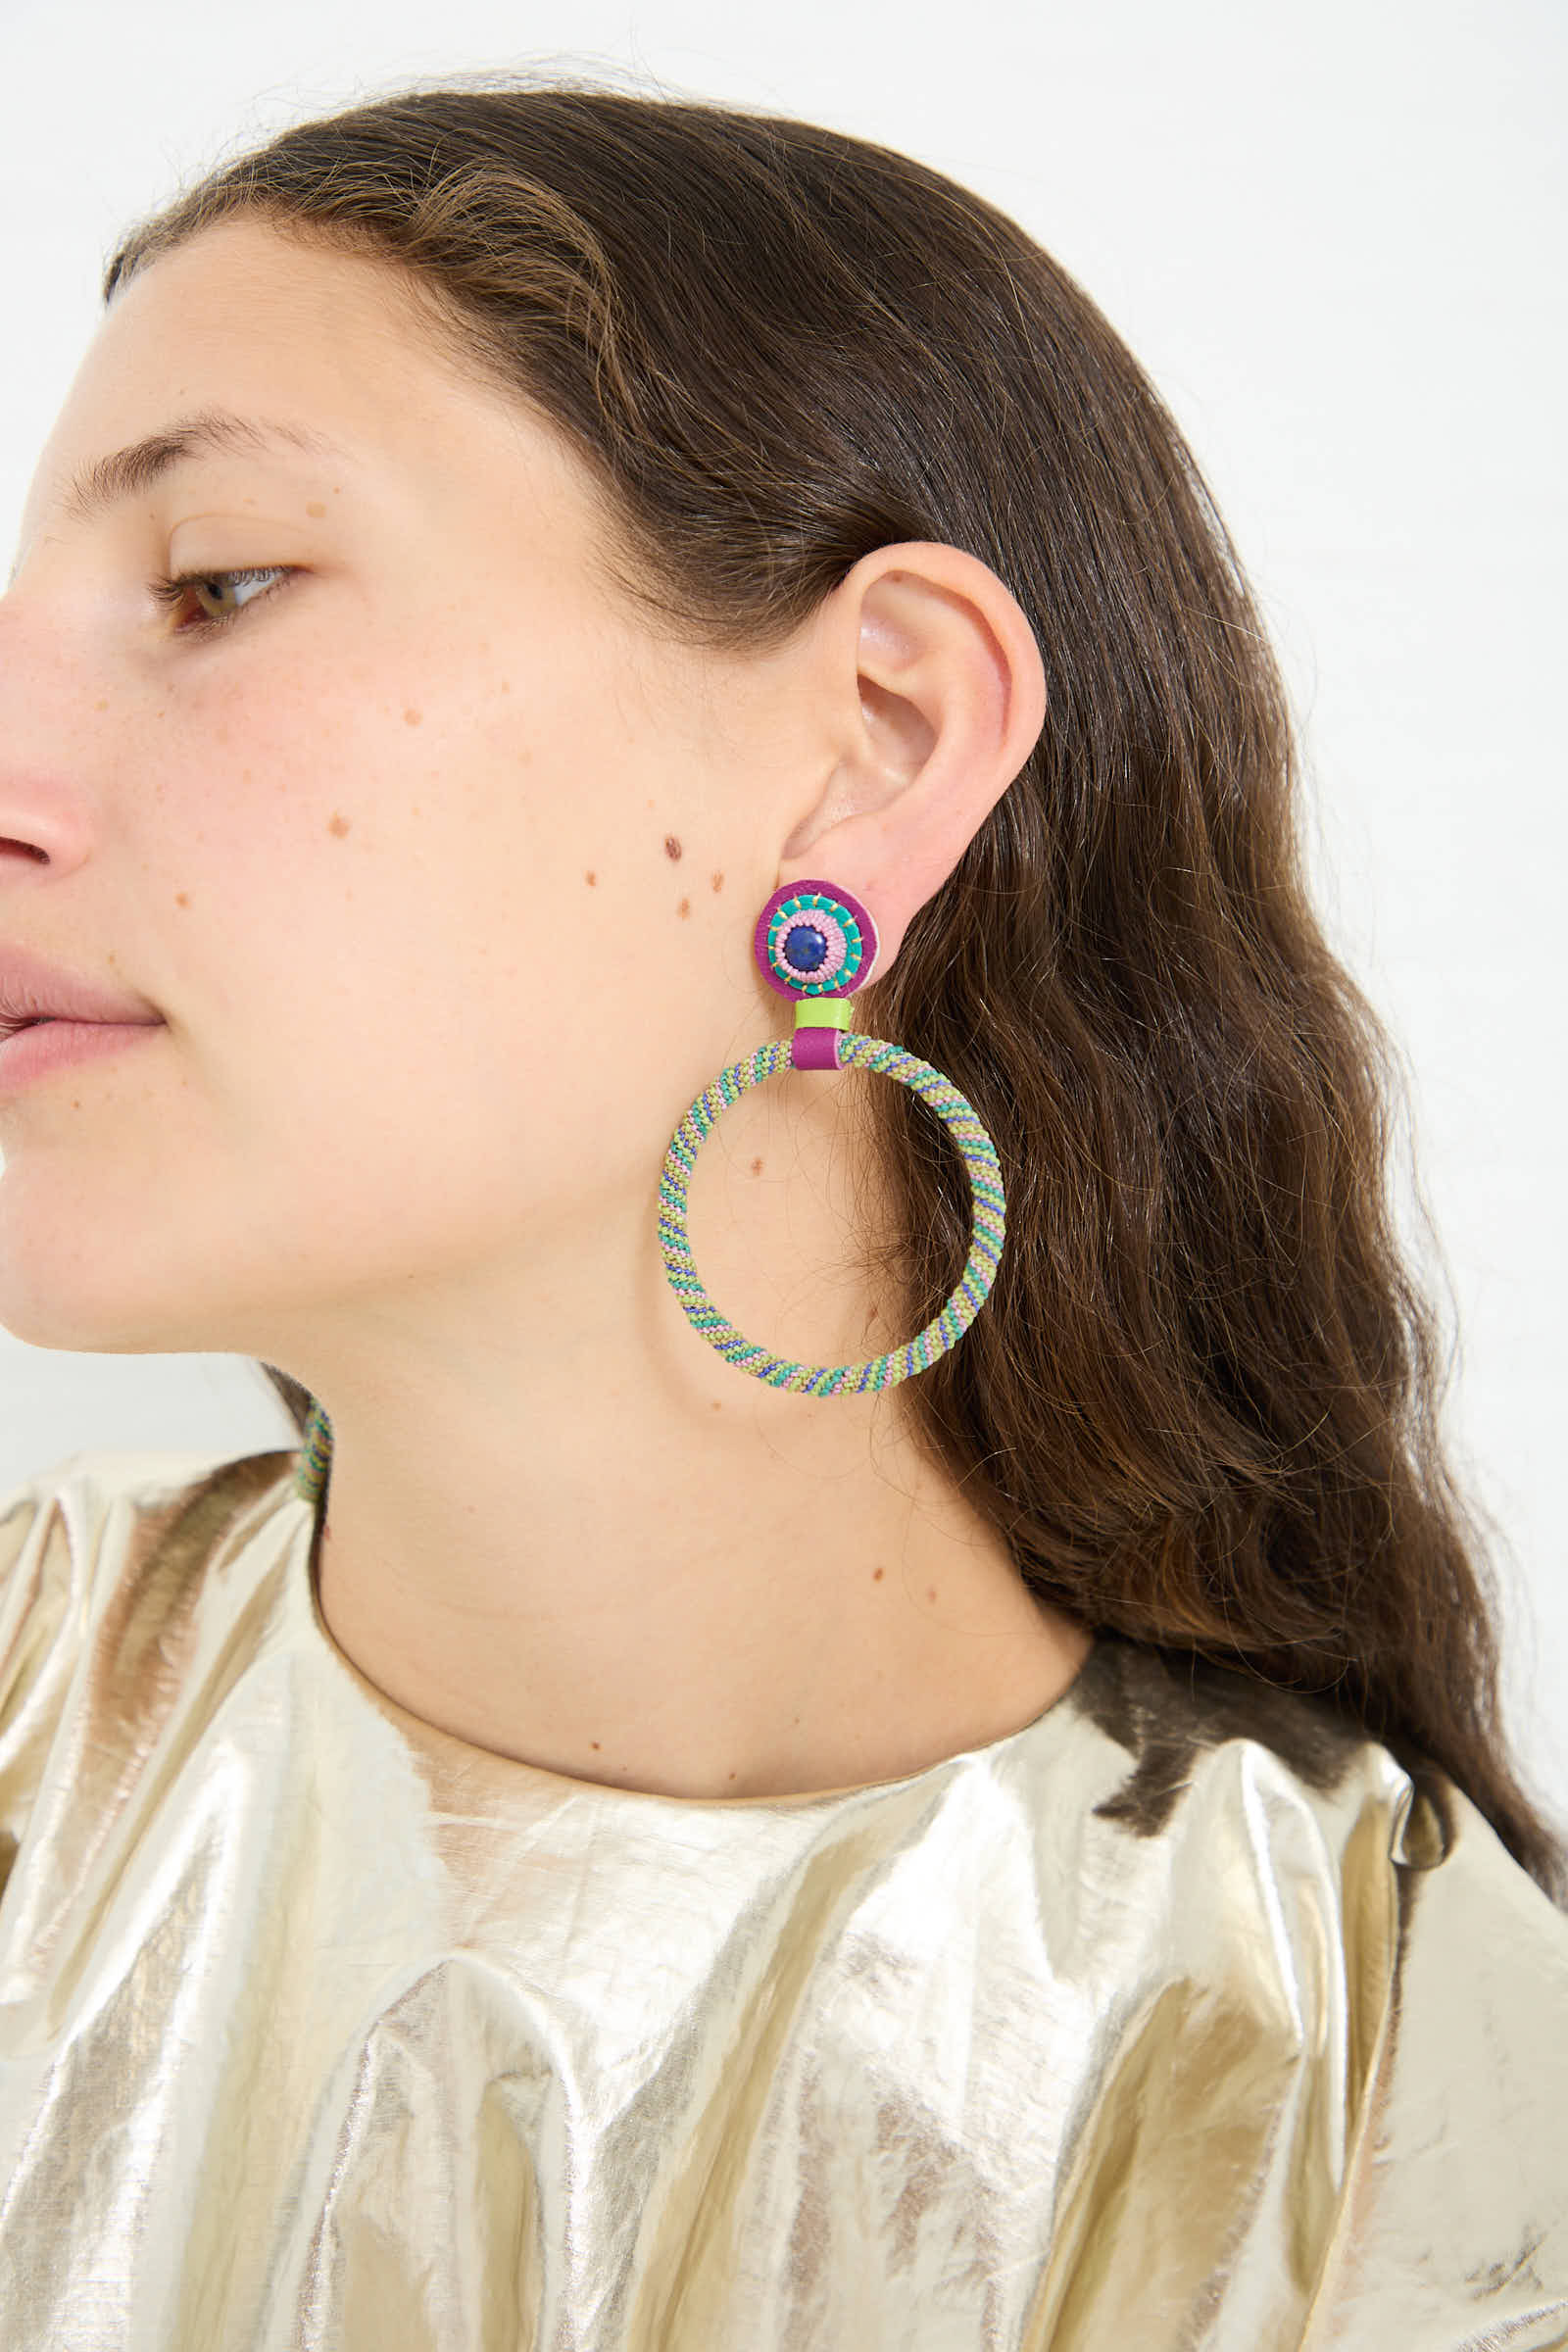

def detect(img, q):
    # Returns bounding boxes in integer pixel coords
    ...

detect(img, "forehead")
[18,217,537,550]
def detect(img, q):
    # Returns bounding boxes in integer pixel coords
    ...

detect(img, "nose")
[0,585,105,878]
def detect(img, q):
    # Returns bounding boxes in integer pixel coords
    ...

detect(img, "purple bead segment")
[790,1022,841,1071]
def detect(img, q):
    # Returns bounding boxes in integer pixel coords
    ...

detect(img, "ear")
[776,541,1046,978]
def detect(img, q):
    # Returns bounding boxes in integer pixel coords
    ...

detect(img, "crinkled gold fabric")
[0,1448,1563,2349]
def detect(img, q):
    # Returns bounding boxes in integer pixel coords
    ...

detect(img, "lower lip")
[0,1019,163,1092]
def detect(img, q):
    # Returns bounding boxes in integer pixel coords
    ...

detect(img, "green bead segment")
[792,999,852,1029]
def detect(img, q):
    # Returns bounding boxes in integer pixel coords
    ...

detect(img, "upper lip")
[0,949,161,1041]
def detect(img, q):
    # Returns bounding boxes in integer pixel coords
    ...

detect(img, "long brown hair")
[100,73,1567,1905]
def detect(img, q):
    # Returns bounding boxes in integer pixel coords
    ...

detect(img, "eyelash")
[147,564,295,635]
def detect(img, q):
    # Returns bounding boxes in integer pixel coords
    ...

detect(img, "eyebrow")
[6,406,349,592]
[55,406,346,530]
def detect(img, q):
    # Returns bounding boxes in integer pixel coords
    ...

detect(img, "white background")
[1,0,1563,1818]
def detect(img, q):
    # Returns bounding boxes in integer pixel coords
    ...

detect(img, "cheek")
[166,626,701,1160]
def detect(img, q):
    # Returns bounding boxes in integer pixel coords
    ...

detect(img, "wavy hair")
[100,72,1567,1904]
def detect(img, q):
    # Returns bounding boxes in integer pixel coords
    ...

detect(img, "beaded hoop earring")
[658,878,1007,1396]
[295,877,1009,1510]
[296,1400,332,1512]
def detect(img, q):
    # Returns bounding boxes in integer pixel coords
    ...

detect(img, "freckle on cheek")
[306,501,326,517]
[403,709,422,727]
[329,813,352,837]
[174,892,189,908]
[585,870,597,886]
[663,835,682,860]
[677,897,690,917]
[711,871,724,891]
[750,1156,763,1175]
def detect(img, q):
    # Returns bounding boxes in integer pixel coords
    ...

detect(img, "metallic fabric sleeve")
[0,1447,1563,2351]
[1299,1771,1568,2349]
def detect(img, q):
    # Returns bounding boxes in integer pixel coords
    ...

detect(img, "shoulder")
[1074,1632,1560,1903]
[1069,1631,1447,1900]
[0,1446,300,1849]
[1307,1767,1568,2342]
[1075,1636,1568,2338]
[0,1444,297,1629]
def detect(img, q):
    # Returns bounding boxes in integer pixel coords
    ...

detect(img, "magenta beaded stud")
[659,878,1008,1395]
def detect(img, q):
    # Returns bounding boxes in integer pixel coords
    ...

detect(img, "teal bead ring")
[658,878,1007,1395]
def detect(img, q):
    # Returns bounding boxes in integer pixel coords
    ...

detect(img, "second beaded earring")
[658,878,1007,1395]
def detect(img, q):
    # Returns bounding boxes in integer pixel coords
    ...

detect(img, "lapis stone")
[783,922,828,972]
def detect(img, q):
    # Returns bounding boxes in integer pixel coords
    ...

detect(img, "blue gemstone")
[783,922,828,972]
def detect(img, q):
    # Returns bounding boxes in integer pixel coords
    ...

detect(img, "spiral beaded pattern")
[658,1030,1006,1395]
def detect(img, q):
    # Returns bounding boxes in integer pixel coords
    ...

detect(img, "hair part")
[101,71,1567,1905]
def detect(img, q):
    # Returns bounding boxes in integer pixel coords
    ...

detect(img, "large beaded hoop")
[658,879,1007,1395]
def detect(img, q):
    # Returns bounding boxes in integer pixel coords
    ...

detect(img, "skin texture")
[0,216,1092,1799]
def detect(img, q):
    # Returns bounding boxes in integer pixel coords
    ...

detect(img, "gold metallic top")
[0,1447,1564,2350]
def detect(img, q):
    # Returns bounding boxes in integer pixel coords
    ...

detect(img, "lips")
[0,947,160,1037]
[0,1013,162,1093]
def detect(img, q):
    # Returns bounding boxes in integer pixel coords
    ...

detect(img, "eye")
[148,564,295,634]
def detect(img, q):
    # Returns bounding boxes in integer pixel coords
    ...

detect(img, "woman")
[0,74,1562,2350]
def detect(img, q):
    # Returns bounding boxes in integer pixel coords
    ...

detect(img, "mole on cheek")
[663,835,682,860]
